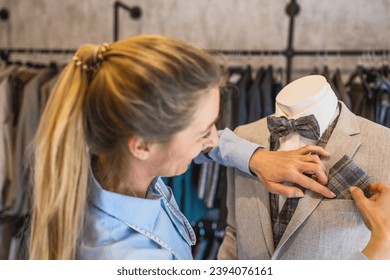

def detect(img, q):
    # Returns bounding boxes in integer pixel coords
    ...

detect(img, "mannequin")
[274,75,339,209]
[218,74,390,260]
[274,75,339,151]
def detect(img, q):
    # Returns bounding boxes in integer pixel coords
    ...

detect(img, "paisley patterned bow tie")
[266,114,320,150]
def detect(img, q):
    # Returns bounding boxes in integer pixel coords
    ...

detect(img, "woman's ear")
[127,136,151,160]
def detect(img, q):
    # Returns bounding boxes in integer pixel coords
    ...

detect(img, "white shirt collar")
[274,83,338,136]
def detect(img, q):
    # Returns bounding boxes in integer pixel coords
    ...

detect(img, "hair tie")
[73,43,109,73]
[72,55,82,67]
[94,42,109,63]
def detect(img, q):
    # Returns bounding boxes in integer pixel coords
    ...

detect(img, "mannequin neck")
[275,78,338,136]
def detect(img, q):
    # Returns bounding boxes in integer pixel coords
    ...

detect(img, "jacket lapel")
[253,121,275,256]
[257,178,275,256]
[272,102,362,259]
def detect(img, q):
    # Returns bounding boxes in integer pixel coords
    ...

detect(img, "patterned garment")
[267,114,320,150]
[269,115,338,249]
[269,114,372,249]
[327,155,371,199]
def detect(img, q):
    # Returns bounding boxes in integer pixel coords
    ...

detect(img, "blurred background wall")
[0,0,389,81]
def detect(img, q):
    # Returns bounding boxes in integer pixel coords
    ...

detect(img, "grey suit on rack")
[218,102,390,260]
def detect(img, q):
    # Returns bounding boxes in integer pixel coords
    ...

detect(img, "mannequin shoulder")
[233,117,268,143]
[357,116,390,140]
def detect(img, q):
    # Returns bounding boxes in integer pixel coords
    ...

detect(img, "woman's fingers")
[296,145,330,158]
[289,171,335,198]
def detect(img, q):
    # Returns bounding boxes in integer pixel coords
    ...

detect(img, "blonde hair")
[29,35,223,259]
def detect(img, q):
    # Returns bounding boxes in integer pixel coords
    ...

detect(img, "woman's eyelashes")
[203,131,211,139]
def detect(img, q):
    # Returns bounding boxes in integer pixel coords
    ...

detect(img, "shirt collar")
[274,83,338,136]
[88,173,162,232]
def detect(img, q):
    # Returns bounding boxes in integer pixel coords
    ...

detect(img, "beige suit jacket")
[218,102,390,259]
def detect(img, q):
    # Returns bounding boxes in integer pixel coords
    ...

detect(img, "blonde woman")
[29,35,389,259]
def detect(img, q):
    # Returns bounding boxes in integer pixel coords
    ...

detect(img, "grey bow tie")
[267,114,320,150]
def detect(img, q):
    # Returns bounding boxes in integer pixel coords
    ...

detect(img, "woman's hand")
[249,144,335,198]
[350,182,390,260]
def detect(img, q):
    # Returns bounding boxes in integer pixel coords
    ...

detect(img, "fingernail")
[330,191,336,198]
[296,191,304,198]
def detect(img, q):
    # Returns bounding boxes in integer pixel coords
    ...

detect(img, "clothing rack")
[1,0,389,82]
[210,0,390,82]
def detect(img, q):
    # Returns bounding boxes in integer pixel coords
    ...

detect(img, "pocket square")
[327,155,372,199]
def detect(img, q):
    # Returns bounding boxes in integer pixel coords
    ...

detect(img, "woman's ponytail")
[29,45,100,259]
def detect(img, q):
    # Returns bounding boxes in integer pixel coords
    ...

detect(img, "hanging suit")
[247,68,264,123]
[260,65,275,117]
[346,66,376,122]
[332,69,352,110]
[234,66,252,128]
[218,101,390,259]
[0,66,18,260]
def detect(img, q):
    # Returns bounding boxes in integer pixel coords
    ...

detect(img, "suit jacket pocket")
[318,199,359,212]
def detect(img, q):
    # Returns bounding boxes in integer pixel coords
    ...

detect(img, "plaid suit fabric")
[267,114,320,150]
[269,115,338,249]
[269,182,304,250]
[327,155,371,199]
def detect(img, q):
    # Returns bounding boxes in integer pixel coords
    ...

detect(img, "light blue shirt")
[77,128,260,260]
